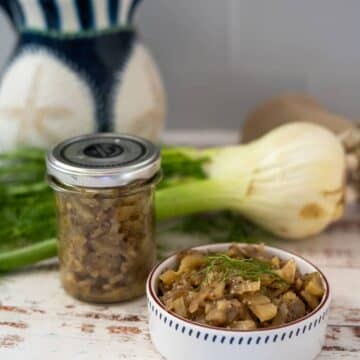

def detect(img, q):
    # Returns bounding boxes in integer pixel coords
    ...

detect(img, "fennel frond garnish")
[204,254,285,283]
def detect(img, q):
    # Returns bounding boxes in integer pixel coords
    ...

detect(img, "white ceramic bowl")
[146,243,331,360]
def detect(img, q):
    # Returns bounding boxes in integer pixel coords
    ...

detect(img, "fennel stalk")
[0,146,258,272]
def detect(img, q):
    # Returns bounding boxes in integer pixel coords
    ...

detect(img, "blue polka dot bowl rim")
[146,243,331,360]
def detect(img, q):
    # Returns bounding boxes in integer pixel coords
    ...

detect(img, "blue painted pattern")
[148,299,329,346]
[39,0,61,31]
[108,0,120,26]
[1,0,141,32]
[74,0,94,30]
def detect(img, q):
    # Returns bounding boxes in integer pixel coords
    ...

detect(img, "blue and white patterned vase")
[0,0,166,150]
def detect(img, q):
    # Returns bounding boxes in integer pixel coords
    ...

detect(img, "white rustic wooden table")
[0,131,359,359]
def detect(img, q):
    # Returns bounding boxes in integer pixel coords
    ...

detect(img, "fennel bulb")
[156,123,346,239]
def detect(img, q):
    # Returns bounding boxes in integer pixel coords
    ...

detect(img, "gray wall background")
[0,0,359,129]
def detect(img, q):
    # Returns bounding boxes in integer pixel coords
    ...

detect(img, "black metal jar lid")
[46,133,161,188]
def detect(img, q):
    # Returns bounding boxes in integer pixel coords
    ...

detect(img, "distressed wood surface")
[0,131,359,359]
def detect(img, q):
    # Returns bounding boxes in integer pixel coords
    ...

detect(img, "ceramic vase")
[0,0,166,150]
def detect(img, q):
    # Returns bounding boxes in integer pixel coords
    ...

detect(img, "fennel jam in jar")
[46,134,161,303]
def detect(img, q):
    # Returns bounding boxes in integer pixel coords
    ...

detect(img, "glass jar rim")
[47,171,162,196]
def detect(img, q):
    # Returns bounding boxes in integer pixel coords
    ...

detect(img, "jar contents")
[56,184,156,303]
[47,134,161,303]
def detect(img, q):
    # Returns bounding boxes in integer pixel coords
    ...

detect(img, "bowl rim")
[147,242,330,333]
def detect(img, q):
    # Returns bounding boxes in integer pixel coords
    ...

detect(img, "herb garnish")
[204,254,285,283]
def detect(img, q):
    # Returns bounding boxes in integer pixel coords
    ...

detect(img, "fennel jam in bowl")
[47,134,161,303]
[146,243,330,360]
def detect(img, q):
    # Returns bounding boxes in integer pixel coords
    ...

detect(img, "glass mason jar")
[46,134,161,303]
